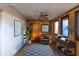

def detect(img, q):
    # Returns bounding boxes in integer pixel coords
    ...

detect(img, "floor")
[15,43,29,56]
[15,43,63,56]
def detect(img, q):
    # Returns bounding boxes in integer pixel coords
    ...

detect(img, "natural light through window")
[54,21,59,34]
[42,25,49,32]
[62,17,68,37]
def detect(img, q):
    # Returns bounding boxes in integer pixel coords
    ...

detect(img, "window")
[54,21,59,34]
[62,17,69,37]
[41,24,49,32]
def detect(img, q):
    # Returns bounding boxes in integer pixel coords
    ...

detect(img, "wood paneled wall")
[27,5,79,55]
[27,19,51,42]
[51,5,79,55]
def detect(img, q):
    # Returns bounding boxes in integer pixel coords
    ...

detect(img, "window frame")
[61,15,69,38]
[41,24,49,33]
[54,19,59,35]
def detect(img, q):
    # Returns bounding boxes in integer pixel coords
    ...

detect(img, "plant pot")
[23,39,27,45]
[28,40,31,44]
[26,38,31,44]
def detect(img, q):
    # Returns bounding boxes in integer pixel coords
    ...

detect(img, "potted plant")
[23,27,32,44]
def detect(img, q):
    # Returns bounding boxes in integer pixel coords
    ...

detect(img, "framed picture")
[14,20,22,37]
[41,24,49,32]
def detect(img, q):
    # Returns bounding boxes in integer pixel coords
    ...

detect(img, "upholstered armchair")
[41,35,52,44]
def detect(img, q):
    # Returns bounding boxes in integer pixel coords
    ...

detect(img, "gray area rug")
[24,43,61,56]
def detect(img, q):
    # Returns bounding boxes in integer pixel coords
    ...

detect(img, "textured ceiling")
[12,3,79,20]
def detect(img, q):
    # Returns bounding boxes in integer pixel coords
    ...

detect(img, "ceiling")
[11,3,79,20]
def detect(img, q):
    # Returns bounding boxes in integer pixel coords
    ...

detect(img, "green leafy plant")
[24,27,32,40]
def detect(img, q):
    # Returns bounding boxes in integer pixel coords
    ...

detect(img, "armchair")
[41,34,52,44]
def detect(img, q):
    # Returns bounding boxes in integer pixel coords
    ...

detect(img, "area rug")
[24,43,61,56]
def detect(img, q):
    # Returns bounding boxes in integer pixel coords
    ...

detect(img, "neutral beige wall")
[0,5,27,56]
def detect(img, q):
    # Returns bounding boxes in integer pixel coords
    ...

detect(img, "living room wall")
[0,10,2,56]
[0,5,27,56]
[27,20,51,42]
[51,5,79,55]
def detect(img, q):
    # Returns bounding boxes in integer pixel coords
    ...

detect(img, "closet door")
[31,23,40,42]
[76,11,79,41]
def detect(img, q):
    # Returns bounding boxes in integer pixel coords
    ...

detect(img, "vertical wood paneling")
[51,5,79,55]
[27,20,51,42]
